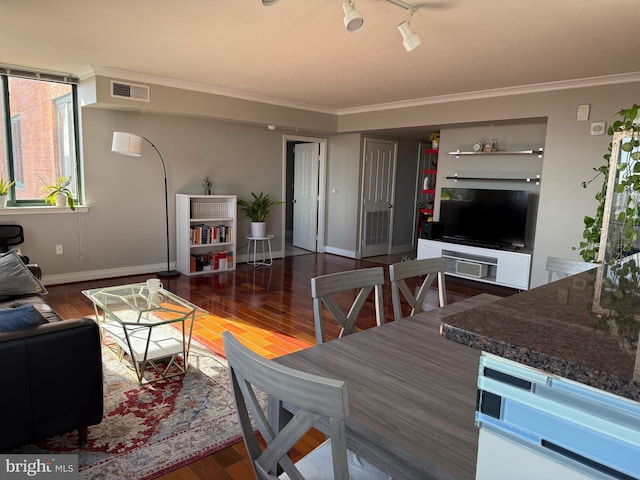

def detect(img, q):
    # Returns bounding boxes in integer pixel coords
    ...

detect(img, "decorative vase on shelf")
[250,222,266,238]
[0,195,7,208]
[431,140,439,150]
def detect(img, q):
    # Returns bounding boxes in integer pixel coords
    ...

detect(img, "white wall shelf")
[176,194,237,276]
[446,174,541,185]
[447,148,544,158]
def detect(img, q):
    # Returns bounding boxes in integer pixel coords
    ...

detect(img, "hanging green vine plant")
[575,104,640,262]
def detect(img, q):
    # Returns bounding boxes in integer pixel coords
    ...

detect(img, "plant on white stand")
[238,192,283,238]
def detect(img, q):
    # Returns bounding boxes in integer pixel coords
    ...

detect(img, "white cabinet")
[417,238,531,290]
[476,353,640,480]
[176,194,237,276]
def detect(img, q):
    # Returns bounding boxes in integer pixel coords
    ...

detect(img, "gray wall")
[2,73,638,289]
[340,83,639,287]
[1,107,286,283]
[435,122,547,250]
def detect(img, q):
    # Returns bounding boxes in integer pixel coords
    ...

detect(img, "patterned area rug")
[13,340,248,479]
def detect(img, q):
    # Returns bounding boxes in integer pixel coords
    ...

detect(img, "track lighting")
[398,18,421,52]
[263,0,423,52]
[342,1,364,33]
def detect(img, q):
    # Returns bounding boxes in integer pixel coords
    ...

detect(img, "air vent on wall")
[111,81,150,102]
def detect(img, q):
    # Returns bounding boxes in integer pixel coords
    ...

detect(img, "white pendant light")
[398,20,421,52]
[342,1,364,33]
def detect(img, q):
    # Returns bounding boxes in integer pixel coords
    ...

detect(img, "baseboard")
[41,250,286,285]
[324,246,356,258]
[42,263,169,285]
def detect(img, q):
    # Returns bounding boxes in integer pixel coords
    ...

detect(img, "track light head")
[398,20,421,52]
[261,0,279,5]
[342,1,364,33]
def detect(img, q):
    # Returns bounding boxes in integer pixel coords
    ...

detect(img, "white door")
[360,139,397,257]
[293,142,319,251]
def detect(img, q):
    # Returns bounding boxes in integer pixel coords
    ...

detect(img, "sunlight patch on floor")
[192,312,312,359]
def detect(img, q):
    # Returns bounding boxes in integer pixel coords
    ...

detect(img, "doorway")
[282,135,327,257]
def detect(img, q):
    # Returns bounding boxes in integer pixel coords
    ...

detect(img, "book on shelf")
[190,225,233,245]
[190,250,234,273]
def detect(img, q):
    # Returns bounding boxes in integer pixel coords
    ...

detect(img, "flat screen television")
[439,187,529,249]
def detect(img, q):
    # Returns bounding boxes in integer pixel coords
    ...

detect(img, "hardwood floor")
[43,252,514,479]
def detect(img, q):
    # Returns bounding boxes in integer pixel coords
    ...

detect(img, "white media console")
[417,239,532,290]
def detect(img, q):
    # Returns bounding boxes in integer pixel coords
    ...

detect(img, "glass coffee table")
[83,283,208,384]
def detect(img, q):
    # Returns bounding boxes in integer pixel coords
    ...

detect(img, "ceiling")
[1,0,639,114]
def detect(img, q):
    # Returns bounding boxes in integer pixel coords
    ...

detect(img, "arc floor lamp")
[111,131,180,279]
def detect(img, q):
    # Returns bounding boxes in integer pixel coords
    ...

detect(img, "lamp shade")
[398,21,421,52]
[112,131,143,157]
[261,0,279,5]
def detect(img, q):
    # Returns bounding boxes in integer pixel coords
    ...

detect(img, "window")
[0,69,81,206]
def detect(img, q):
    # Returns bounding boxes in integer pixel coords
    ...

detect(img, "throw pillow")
[0,304,48,332]
[0,250,48,298]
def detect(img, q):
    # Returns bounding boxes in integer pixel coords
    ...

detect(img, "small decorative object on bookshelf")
[482,139,498,152]
[202,176,212,195]
[176,194,237,276]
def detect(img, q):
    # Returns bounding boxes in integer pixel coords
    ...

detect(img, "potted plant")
[202,176,212,195]
[238,192,283,238]
[0,176,15,208]
[43,176,76,211]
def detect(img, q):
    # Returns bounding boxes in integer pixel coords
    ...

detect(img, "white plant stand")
[246,235,273,267]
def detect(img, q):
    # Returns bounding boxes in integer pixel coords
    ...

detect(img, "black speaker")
[421,221,444,240]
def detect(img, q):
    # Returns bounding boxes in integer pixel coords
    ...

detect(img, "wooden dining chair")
[545,256,598,283]
[311,267,385,344]
[389,257,447,321]
[222,331,392,480]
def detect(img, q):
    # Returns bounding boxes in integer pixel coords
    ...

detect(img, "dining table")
[275,293,502,480]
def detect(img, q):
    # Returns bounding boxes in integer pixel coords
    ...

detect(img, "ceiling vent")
[111,81,150,102]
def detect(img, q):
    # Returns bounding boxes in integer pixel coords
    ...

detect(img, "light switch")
[330,188,337,194]
[576,104,590,121]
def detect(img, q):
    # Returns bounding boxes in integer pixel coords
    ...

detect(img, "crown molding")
[77,66,97,81]
[85,66,640,117]
[87,66,338,115]
[336,72,640,115]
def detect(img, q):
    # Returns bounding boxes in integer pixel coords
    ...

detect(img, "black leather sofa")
[0,271,104,451]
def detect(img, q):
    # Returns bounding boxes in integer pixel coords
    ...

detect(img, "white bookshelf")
[176,194,237,276]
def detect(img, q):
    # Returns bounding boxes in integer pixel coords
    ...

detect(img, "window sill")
[0,205,90,215]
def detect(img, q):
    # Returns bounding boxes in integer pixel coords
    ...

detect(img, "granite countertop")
[441,266,640,401]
